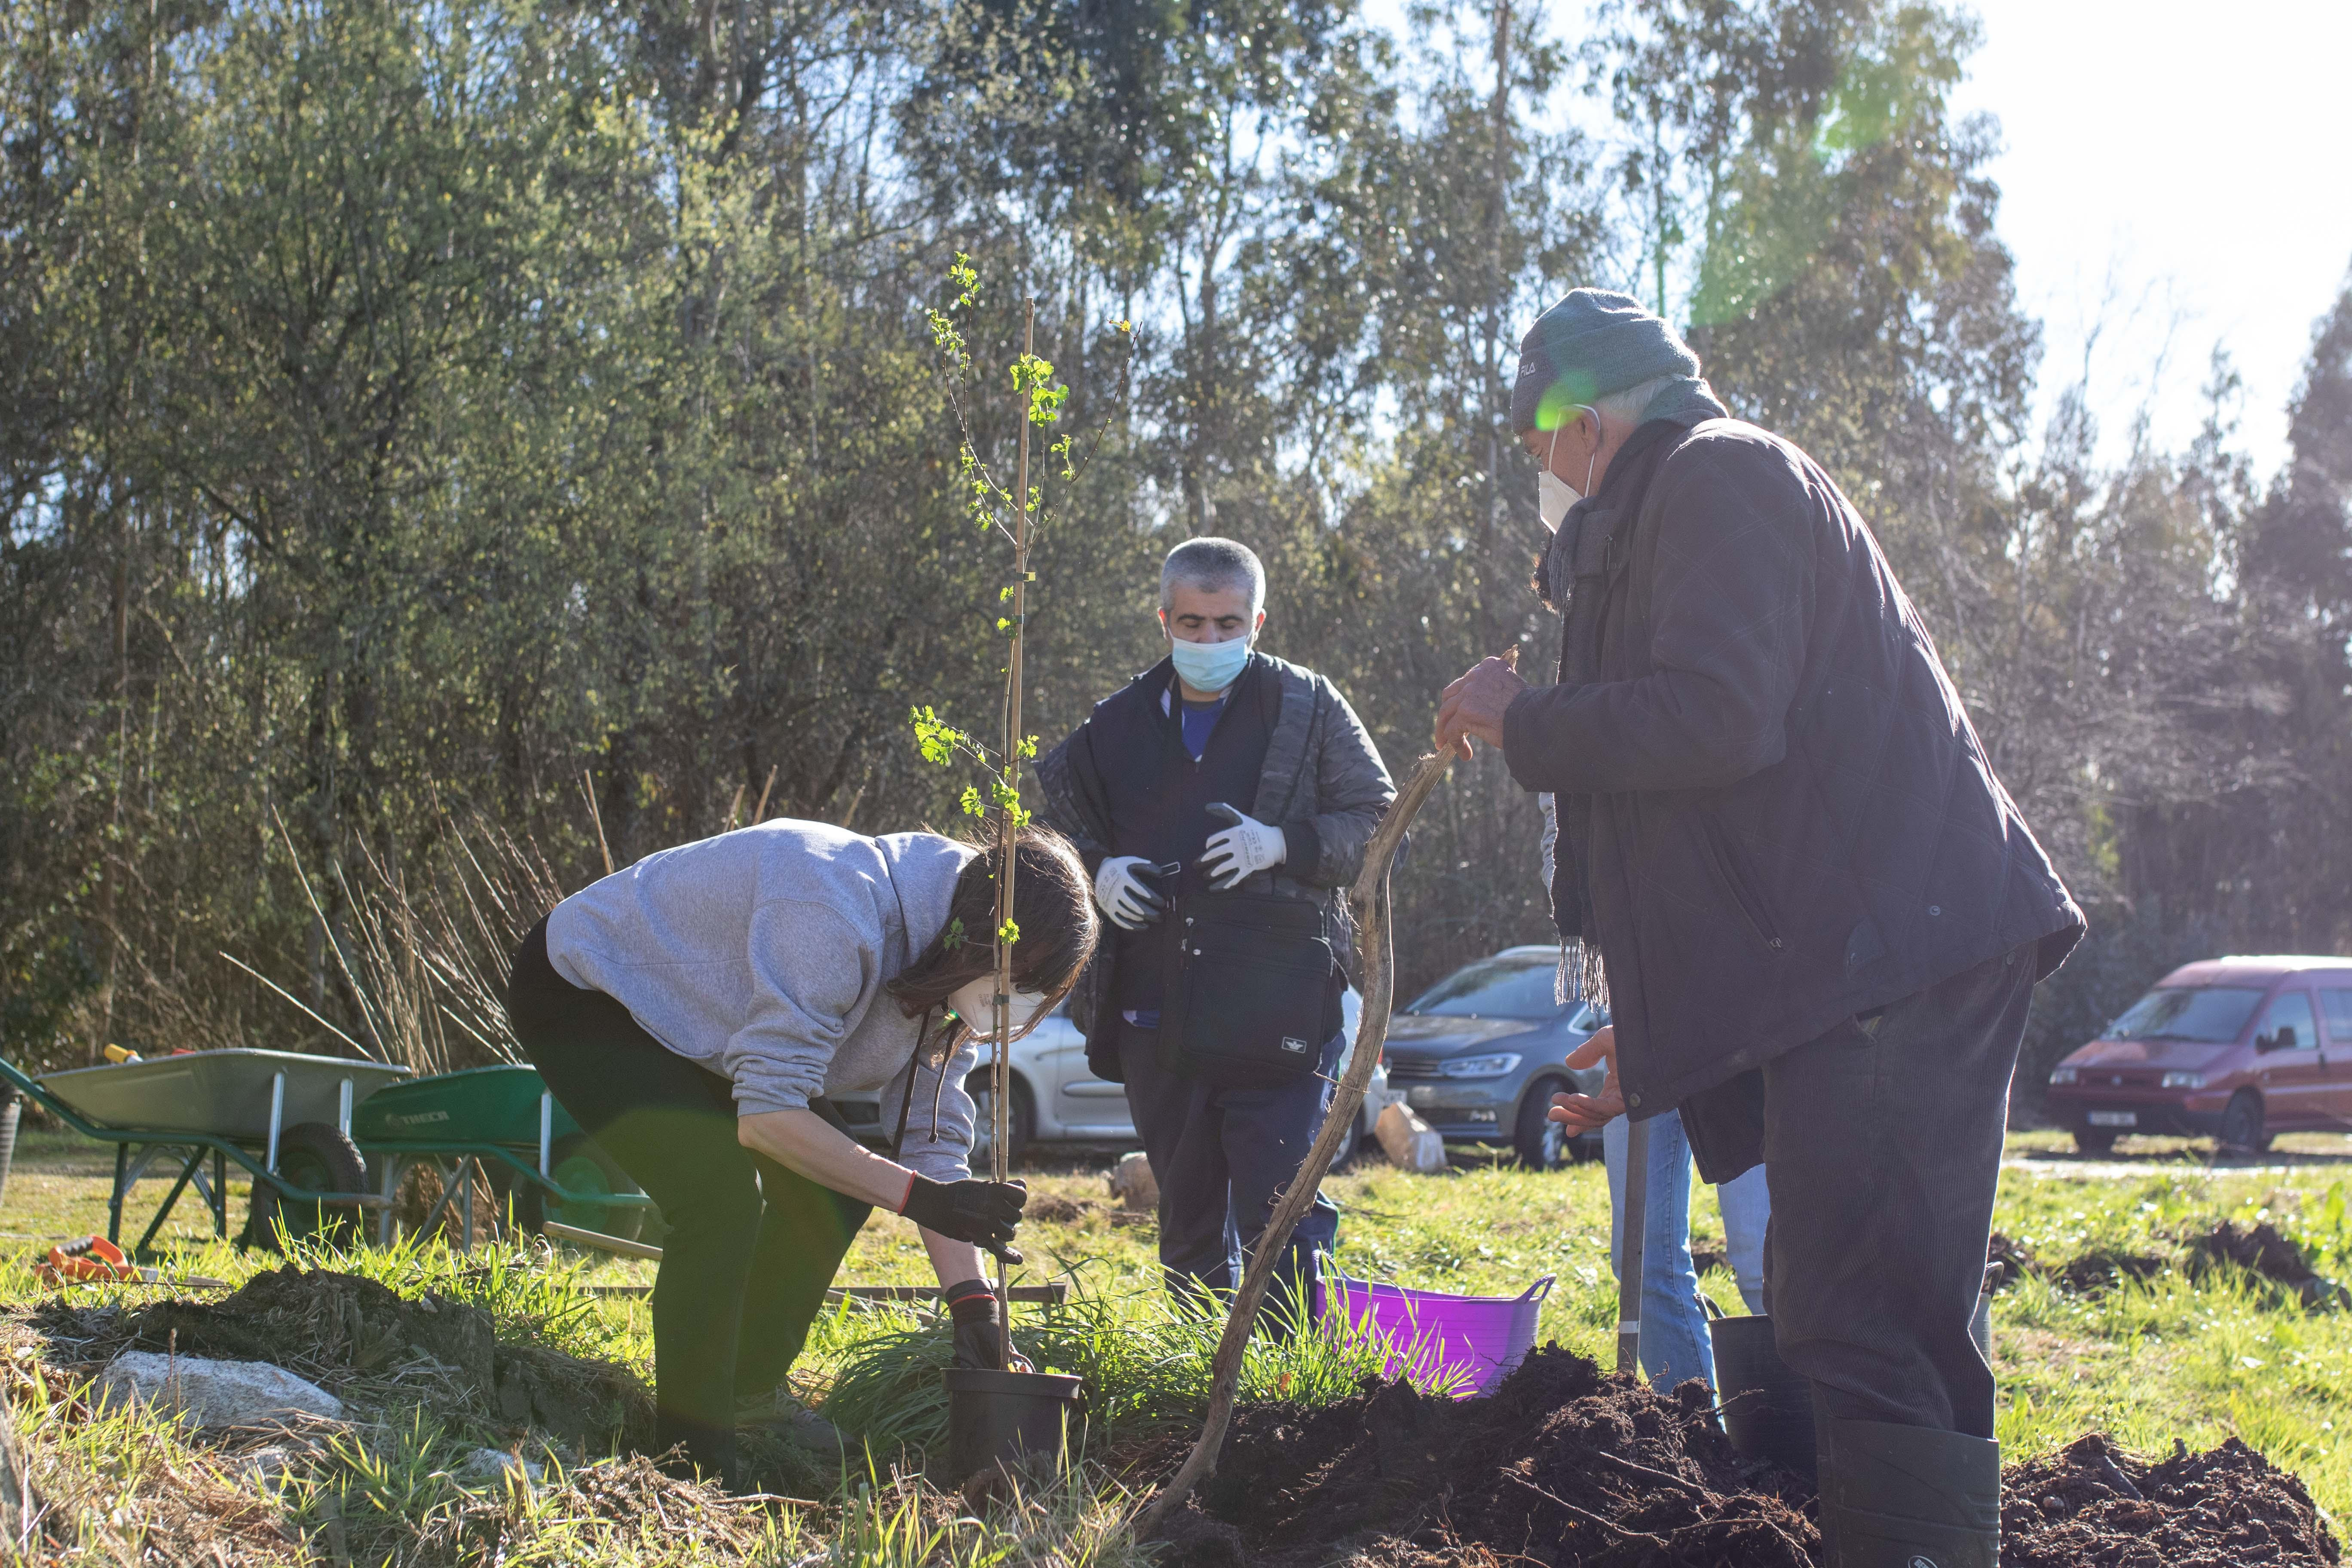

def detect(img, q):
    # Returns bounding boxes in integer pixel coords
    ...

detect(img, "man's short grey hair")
[1160,536,1266,615]
[1593,374,1680,426]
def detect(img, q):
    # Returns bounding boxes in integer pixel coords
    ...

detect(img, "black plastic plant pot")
[1706,1314,1816,1482]
[943,1368,1087,1483]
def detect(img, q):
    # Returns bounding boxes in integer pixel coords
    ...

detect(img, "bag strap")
[890,1005,941,1161]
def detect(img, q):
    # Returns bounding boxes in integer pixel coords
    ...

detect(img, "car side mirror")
[2257,1026,2298,1052]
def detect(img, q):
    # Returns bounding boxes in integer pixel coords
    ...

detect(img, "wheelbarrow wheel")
[245,1121,369,1253]
[514,1136,648,1243]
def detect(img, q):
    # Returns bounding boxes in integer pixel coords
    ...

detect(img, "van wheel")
[2073,1128,2116,1155]
[2220,1091,2272,1154]
[1327,1105,1361,1170]
[1515,1078,1573,1170]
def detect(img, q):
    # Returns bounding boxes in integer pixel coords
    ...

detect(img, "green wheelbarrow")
[4,1049,412,1257]
[352,1064,657,1250]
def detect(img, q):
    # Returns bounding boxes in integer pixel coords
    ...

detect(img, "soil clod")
[1156,1347,2343,1568]
[2004,1432,2340,1567]
[1174,1347,1815,1568]
[35,1264,651,1447]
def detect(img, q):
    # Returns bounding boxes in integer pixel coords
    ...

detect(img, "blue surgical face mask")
[1169,631,1253,694]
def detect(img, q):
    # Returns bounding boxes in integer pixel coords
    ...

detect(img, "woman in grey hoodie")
[505,818,1096,1484]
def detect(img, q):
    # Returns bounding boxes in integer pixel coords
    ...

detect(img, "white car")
[838,989,1389,1166]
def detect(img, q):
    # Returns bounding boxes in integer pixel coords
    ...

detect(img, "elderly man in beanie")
[1436,289,2083,1568]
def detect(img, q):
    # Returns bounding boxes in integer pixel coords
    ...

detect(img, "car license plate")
[1406,1085,1438,1107]
[2087,1110,2137,1128]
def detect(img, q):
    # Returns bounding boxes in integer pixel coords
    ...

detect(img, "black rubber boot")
[1814,1410,2000,1568]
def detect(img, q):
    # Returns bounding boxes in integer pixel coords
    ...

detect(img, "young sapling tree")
[915,260,1130,1352]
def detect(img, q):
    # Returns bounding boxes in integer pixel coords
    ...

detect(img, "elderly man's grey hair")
[1159,536,1266,616]
[1592,374,1680,426]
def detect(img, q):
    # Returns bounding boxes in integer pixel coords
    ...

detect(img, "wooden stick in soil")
[1617,1114,1649,1375]
[990,296,1037,1362]
[1137,745,1458,1537]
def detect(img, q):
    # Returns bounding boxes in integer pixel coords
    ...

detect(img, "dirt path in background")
[2003,1153,2352,1180]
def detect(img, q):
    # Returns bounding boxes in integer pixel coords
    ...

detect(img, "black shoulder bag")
[1155,890,1340,1088]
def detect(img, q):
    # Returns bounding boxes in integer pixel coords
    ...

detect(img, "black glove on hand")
[900,1174,1027,1261]
[943,1277,1008,1369]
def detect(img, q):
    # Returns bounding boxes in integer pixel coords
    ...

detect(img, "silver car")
[838,990,1386,1166]
[1382,944,1608,1168]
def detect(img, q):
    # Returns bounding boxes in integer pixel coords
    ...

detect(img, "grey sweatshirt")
[545,819,981,1182]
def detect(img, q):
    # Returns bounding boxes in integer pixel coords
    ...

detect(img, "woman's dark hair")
[888,826,1099,1026]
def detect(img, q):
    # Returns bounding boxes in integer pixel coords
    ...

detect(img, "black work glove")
[944,1277,1010,1369]
[900,1174,1026,1262]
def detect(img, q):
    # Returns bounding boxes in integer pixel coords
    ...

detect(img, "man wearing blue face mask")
[1035,537,1394,1330]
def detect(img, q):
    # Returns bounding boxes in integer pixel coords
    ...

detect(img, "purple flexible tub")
[1320,1272,1556,1396]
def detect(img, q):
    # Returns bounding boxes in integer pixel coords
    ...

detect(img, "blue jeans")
[1605,1112,1778,1390]
[1604,1109,1713,1390]
[1718,1161,1771,1315]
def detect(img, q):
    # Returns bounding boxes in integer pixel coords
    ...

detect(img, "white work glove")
[1199,802,1286,891]
[1093,856,1170,931]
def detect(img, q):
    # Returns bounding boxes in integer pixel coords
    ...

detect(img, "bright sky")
[1356,0,2352,480]
[1950,0,2352,477]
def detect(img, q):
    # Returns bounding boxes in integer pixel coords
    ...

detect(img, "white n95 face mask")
[948,975,1053,1035]
[1538,468,1580,534]
[1537,419,1600,534]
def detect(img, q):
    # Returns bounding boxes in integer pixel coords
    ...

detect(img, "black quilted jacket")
[1034,652,1396,1063]
[1503,416,2083,1175]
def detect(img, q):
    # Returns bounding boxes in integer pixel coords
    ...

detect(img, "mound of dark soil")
[2004,1433,2340,1567]
[35,1265,651,1448]
[1168,1348,1816,1568]
[1989,1231,2171,1296]
[1155,1350,2342,1568]
[2192,1221,2349,1308]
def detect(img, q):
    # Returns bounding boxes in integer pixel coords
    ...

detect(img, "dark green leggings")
[507,917,868,1482]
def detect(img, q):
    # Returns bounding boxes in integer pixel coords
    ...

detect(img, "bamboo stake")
[990,297,1038,1359]
[1137,745,1458,1537]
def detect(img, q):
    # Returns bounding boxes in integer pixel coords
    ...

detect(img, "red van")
[2046,956,2352,1154]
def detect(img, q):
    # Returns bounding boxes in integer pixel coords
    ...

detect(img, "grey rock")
[1109,1151,1158,1211]
[98,1351,343,1430]
[227,1442,315,1490]
[457,1447,546,1488]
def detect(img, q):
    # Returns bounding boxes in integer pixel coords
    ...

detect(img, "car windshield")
[2105,986,2266,1044]
[1406,958,1562,1020]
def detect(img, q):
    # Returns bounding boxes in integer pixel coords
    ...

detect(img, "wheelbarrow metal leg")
[460,1157,475,1251]
[413,1158,462,1240]
[213,1149,228,1236]
[187,1149,220,1236]
[378,1152,400,1247]
[109,1142,130,1246]
[135,1146,209,1259]
[265,1072,286,1175]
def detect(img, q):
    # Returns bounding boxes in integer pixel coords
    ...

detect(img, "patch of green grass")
[817,1269,1471,1459]
[8,1127,2352,1556]
[1988,1154,2352,1518]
